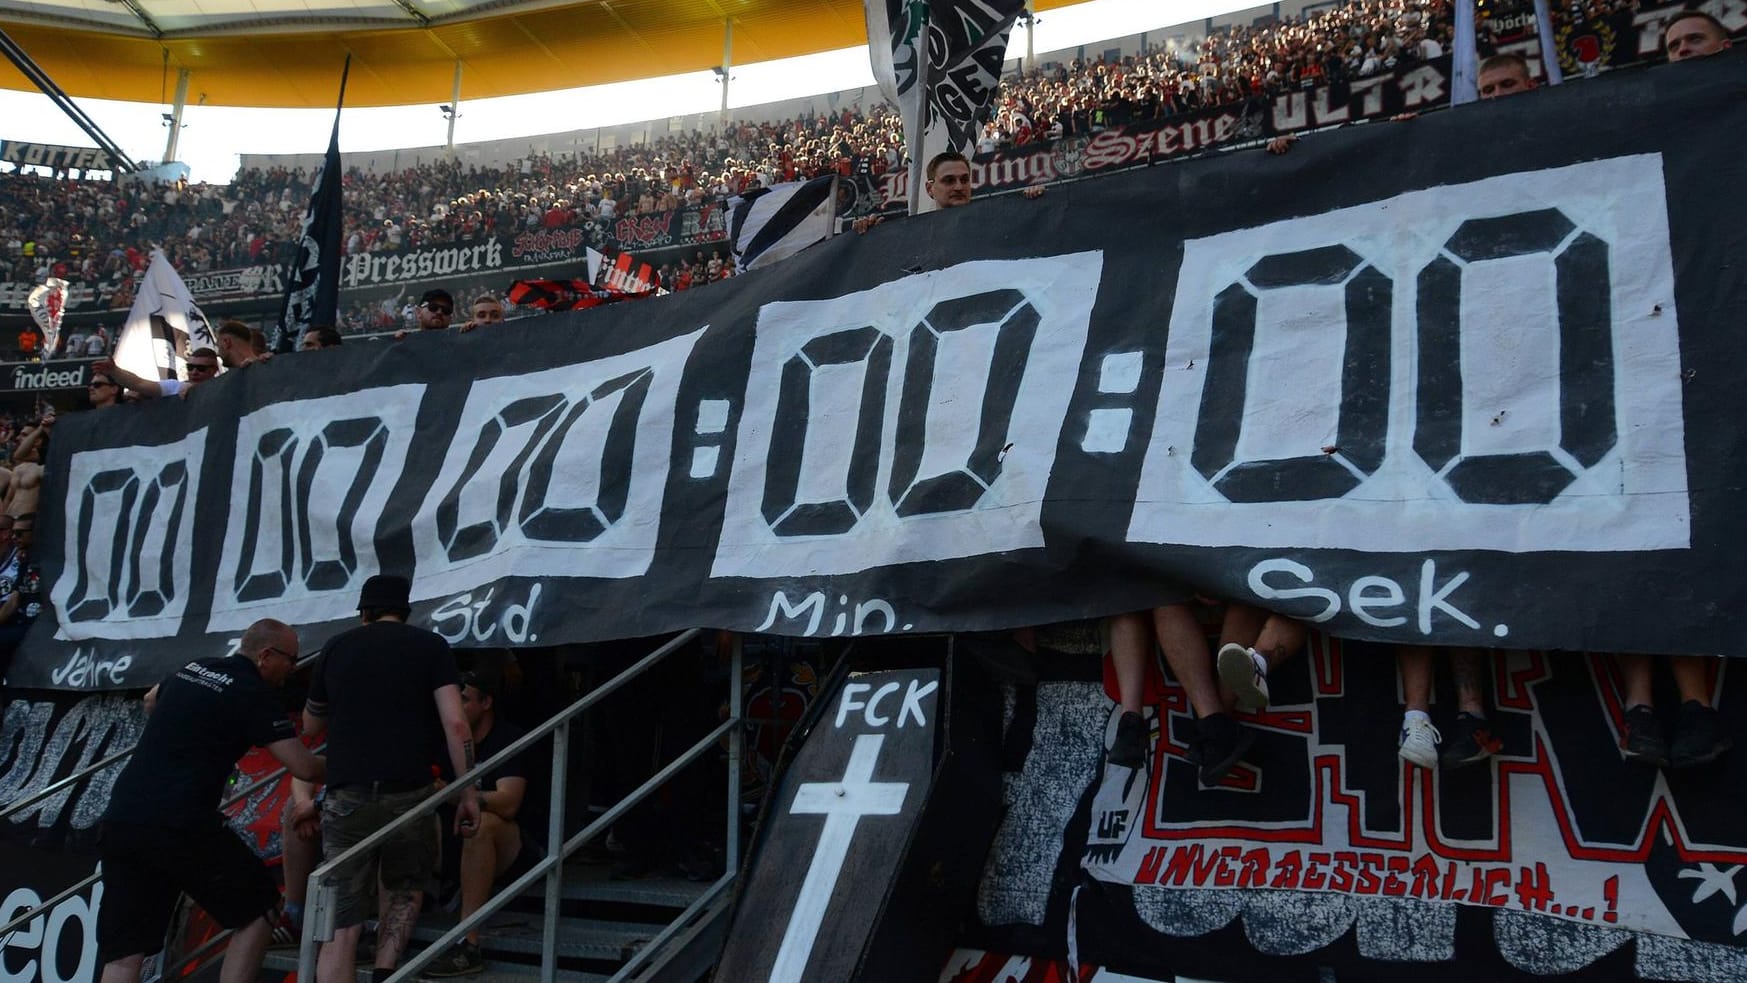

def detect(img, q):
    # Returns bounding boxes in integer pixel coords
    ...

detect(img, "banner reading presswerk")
[13,54,1747,691]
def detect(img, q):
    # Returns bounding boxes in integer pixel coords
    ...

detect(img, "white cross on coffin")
[769,732,910,983]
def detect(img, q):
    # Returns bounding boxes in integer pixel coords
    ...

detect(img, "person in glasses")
[394,288,456,340]
[93,347,221,399]
[97,618,326,983]
[417,289,456,331]
[87,369,122,409]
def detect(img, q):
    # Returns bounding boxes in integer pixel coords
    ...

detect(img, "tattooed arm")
[434,682,481,835]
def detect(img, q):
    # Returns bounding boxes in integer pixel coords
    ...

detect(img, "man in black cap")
[98,618,324,983]
[414,289,454,331]
[304,574,479,983]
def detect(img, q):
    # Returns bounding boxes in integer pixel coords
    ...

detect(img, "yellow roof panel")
[0,0,1086,108]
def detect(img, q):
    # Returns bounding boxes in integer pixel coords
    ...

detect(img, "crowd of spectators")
[0,0,1703,347]
[0,0,1474,307]
[981,0,1454,148]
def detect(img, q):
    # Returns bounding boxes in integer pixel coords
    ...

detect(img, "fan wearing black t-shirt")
[426,672,538,977]
[302,574,479,983]
[97,619,324,983]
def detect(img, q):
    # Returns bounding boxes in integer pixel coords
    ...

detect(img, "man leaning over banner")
[1664,10,1732,61]
[394,288,455,340]
[95,347,220,400]
[299,326,345,351]
[852,151,1044,233]
[95,619,325,983]
[218,320,270,368]
[1602,16,1738,770]
[456,293,506,334]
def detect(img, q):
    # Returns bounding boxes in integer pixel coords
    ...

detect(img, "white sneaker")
[1218,643,1270,711]
[1399,714,1442,769]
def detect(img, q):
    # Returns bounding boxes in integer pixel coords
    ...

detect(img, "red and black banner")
[507,279,651,310]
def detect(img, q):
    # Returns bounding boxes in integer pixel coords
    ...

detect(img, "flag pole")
[272,54,351,352]
[1451,0,1480,105]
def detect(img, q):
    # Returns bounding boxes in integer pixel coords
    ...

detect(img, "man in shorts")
[304,574,479,983]
[98,619,325,983]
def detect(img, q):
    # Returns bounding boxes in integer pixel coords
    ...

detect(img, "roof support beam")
[387,0,431,28]
[113,0,164,37]
[0,28,136,171]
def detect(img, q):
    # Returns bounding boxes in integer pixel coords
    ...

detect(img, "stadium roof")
[0,0,1085,109]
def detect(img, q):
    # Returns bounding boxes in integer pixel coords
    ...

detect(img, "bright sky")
[0,0,1258,184]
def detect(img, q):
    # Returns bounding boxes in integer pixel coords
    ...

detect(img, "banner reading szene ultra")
[13,54,1747,691]
[878,56,1456,205]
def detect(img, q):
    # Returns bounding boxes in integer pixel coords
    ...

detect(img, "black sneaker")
[1108,711,1147,769]
[1196,713,1254,787]
[1621,704,1669,768]
[1671,701,1732,768]
[1440,712,1503,769]
[423,940,485,978]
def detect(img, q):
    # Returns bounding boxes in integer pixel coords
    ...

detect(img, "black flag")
[273,56,350,352]
[865,0,1026,213]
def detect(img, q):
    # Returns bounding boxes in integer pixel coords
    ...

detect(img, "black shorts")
[97,820,278,963]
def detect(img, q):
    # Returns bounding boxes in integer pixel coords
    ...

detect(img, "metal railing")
[296,627,743,983]
[0,652,326,940]
[0,734,327,938]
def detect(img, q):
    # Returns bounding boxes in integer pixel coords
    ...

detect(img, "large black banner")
[11,53,1747,691]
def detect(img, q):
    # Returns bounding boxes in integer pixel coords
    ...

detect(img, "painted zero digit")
[517,369,653,543]
[68,462,190,621]
[435,395,567,561]
[1192,245,1392,501]
[234,428,297,602]
[889,289,1040,516]
[1415,209,1615,505]
[297,418,391,590]
[761,325,892,536]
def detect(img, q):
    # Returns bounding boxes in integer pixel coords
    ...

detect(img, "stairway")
[260,866,720,981]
